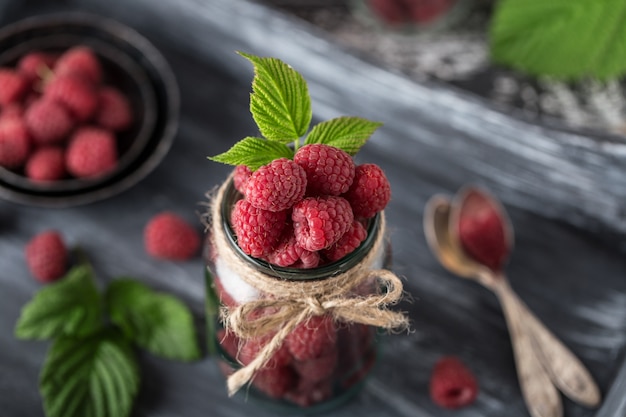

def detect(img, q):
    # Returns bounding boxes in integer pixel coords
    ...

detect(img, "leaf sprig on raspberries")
[209,52,382,170]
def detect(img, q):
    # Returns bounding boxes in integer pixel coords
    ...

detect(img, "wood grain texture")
[1,1,626,417]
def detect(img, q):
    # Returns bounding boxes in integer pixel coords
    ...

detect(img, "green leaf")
[208,137,294,170]
[240,52,312,142]
[39,329,139,417]
[105,279,201,361]
[15,264,103,340]
[490,0,626,80]
[305,117,383,155]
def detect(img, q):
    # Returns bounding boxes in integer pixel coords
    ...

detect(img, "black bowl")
[0,13,179,207]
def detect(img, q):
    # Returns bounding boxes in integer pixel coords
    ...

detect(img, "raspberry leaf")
[490,0,626,80]
[15,264,103,340]
[305,117,383,156]
[239,52,312,142]
[209,136,294,170]
[105,279,201,361]
[39,328,139,417]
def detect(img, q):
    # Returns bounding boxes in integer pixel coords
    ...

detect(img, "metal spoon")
[424,192,601,408]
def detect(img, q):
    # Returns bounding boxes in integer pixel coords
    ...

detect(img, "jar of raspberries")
[203,53,408,412]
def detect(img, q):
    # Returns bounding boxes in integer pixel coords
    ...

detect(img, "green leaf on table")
[15,264,103,340]
[240,52,312,142]
[39,329,139,417]
[209,136,294,170]
[305,116,383,155]
[105,279,201,361]
[490,0,626,80]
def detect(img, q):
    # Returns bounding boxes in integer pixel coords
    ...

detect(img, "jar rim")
[220,177,382,281]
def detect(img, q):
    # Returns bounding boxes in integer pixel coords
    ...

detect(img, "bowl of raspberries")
[0,13,179,206]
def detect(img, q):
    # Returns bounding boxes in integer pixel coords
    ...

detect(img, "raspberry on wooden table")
[24,98,73,145]
[294,143,355,196]
[25,147,66,182]
[343,163,391,219]
[230,199,287,258]
[144,212,200,261]
[292,196,354,252]
[244,158,307,212]
[458,208,507,271]
[0,69,29,106]
[0,117,31,169]
[45,74,98,122]
[95,87,133,131]
[25,230,68,283]
[65,126,117,178]
[285,315,338,361]
[322,219,367,262]
[54,46,102,85]
[429,356,478,409]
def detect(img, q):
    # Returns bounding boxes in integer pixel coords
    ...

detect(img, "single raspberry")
[430,356,478,409]
[266,228,303,267]
[24,98,73,145]
[343,163,390,219]
[367,0,412,25]
[322,219,367,262]
[294,144,355,196]
[239,334,293,368]
[44,74,98,122]
[0,69,29,106]
[25,230,68,283]
[0,117,31,169]
[252,366,296,399]
[230,199,287,258]
[0,103,23,122]
[244,158,307,212]
[95,87,133,131]
[409,0,455,24]
[232,165,252,194]
[144,212,200,260]
[65,126,117,178]
[17,51,56,82]
[285,379,333,407]
[459,208,507,271]
[25,146,66,182]
[293,348,338,384]
[54,46,102,85]
[292,248,320,269]
[285,315,337,361]
[292,196,353,251]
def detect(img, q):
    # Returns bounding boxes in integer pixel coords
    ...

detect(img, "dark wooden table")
[1,1,625,416]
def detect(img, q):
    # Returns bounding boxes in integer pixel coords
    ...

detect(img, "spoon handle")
[512,294,602,407]
[493,279,563,417]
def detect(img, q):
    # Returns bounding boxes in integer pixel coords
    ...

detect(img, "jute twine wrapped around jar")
[209,177,410,396]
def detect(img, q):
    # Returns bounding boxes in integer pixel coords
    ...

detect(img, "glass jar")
[203,177,391,413]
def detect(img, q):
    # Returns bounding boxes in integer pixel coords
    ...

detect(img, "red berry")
[322,219,367,262]
[144,212,200,260]
[292,196,353,251]
[0,117,31,169]
[244,158,307,212]
[367,0,412,25]
[293,348,338,383]
[65,127,117,178]
[239,334,293,368]
[285,379,333,407]
[458,208,507,271]
[0,69,29,105]
[232,165,252,194]
[285,315,337,361]
[294,144,355,196]
[54,46,102,85]
[45,74,98,122]
[24,98,73,145]
[0,103,23,122]
[216,329,240,359]
[429,356,478,409]
[17,51,56,82]
[252,366,296,399]
[25,146,66,182]
[409,0,455,24]
[266,225,303,267]
[25,230,67,283]
[95,87,133,131]
[230,199,287,258]
[343,163,390,219]
[292,249,320,269]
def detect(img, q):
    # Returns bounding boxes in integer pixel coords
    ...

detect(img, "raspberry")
[25,230,68,283]
[293,248,320,269]
[217,329,240,359]
[0,103,23,122]
[24,98,73,145]
[239,334,293,368]
[459,208,507,271]
[0,69,29,105]
[322,219,367,262]
[144,212,200,260]
[252,366,296,399]
[95,87,133,131]
[343,163,390,219]
[294,144,355,196]
[292,196,353,251]
[266,229,303,267]
[25,146,66,182]
[409,0,455,24]
[285,379,333,407]
[45,74,98,122]
[430,356,478,409]
[367,0,412,25]
[0,117,31,169]
[232,165,252,194]
[230,199,287,258]
[65,127,117,178]
[244,158,307,212]
[17,51,56,82]
[293,348,338,383]
[285,315,337,361]
[54,46,102,85]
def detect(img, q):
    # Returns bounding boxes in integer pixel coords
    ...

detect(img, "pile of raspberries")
[230,143,391,269]
[0,45,133,182]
